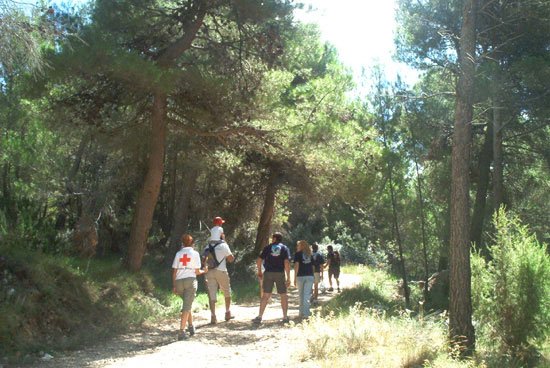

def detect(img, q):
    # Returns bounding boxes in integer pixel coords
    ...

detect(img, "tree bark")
[449,0,477,355]
[252,169,278,260]
[387,163,410,309]
[127,92,168,272]
[126,9,206,272]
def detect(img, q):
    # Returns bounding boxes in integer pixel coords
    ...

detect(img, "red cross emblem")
[179,254,191,266]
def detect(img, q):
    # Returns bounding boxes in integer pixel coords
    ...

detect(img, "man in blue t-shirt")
[253,232,291,324]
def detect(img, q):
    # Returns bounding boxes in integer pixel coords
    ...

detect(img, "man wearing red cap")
[204,216,234,323]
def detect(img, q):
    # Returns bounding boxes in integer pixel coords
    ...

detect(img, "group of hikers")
[171,217,341,341]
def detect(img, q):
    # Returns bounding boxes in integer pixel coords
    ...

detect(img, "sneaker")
[187,325,195,336]
[252,316,262,324]
[337,288,341,293]
[177,331,189,341]
[225,311,234,321]
[210,315,217,325]
[328,287,334,292]
[281,317,290,324]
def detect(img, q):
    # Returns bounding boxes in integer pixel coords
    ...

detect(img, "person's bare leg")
[180,311,190,331]
[313,282,319,299]
[225,296,231,313]
[258,292,272,318]
[280,293,288,318]
[209,300,217,323]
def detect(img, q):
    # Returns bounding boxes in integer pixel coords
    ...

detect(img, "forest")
[1,0,549,366]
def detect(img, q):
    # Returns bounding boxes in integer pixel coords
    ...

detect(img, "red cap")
[213,216,225,225]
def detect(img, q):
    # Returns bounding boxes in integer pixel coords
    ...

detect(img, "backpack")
[204,241,225,269]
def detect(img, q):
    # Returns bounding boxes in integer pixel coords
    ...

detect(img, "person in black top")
[293,240,314,319]
[311,243,325,301]
[325,245,341,292]
[253,232,291,324]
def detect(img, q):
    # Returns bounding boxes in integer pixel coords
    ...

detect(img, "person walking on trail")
[293,240,315,319]
[311,243,325,301]
[253,232,291,324]
[202,222,235,324]
[325,245,341,292]
[172,234,207,341]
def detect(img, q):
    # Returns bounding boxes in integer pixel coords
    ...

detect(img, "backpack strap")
[208,242,226,267]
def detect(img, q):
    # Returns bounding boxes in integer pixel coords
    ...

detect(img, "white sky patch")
[294,0,419,94]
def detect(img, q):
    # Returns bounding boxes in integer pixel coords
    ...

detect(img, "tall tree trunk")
[449,0,477,355]
[388,165,410,309]
[252,169,278,261]
[168,163,198,259]
[470,123,493,250]
[127,92,168,272]
[492,96,504,211]
[414,156,430,302]
[407,121,430,301]
[125,10,206,272]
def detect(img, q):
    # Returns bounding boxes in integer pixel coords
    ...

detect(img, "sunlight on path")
[39,272,361,368]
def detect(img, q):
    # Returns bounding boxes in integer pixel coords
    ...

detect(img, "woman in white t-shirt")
[172,234,207,341]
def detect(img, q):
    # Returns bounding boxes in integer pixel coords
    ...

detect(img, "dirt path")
[35,273,361,368]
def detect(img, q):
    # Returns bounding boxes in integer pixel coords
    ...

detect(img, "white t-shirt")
[172,247,201,280]
[203,242,232,272]
[209,226,224,241]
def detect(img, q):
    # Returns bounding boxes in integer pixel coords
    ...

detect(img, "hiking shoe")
[337,288,341,293]
[177,331,189,341]
[328,287,334,292]
[225,311,234,321]
[252,316,262,324]
[281,317,290,324]
[187,325,195,336]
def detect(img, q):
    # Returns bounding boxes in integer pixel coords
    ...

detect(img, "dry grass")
[296,305,484,368]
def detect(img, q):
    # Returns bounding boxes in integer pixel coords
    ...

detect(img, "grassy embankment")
[0,242,264,362]
[296,264,549,368]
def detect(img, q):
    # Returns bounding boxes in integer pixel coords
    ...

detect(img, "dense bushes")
[471,209,550,363]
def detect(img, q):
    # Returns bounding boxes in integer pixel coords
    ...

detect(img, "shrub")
[471,208,550,361]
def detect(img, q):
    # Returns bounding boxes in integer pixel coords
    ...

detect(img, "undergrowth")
[303,264,548,368]
[0,245,207,362]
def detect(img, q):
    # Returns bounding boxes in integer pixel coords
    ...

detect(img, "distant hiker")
[172,234,207,341]
[253,232,291,324]
[293,240,314,319]
[311,243,325,301]
[202,230,235,324]
[210,216,225,242]
[325,245,341,292]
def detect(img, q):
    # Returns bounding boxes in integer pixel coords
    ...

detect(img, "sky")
[294,0,419,93]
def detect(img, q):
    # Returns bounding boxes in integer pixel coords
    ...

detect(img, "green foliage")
[0,245,191,359]
[471,209,550,362]
[323,265,402,316]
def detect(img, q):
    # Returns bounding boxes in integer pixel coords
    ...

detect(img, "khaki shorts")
[262,271,287,294]
[314,272,321,283]
[175,277,197,312]
[206,268,231,301]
